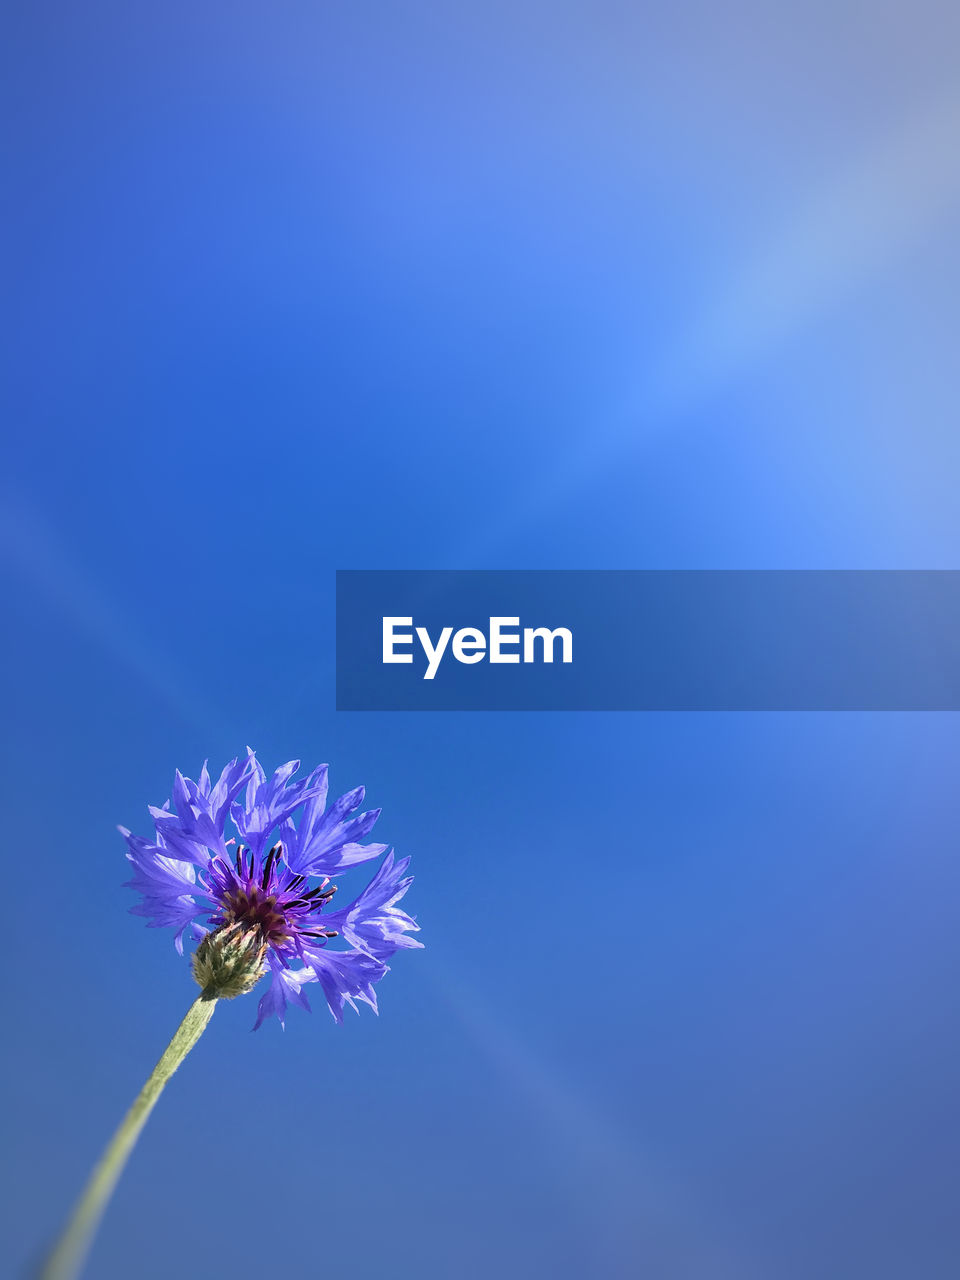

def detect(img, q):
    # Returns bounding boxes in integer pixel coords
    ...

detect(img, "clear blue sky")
[2,4,960,1278]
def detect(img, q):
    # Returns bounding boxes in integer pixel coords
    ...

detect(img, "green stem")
[39,992,218,1280]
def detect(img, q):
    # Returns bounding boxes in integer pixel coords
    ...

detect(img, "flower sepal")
[191,924,268,998]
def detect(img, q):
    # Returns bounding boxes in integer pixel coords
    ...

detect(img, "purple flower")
[121,751,421,1027]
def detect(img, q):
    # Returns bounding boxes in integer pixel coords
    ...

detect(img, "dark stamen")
[305,883,337,901]
[262,845,279,889]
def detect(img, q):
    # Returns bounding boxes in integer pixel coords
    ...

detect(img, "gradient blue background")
[2,4,960,1278]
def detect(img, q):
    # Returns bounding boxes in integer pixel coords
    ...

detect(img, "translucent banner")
[335,570,960,710]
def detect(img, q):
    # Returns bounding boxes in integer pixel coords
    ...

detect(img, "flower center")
[221,884,291,944]
[210,843,340,949]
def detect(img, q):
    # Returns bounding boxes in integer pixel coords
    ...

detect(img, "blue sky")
[2,4,960,1278]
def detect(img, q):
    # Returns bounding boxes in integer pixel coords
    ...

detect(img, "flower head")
[121,751,421,1027]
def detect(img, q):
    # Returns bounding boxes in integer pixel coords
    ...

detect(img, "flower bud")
[191,925,268,998]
